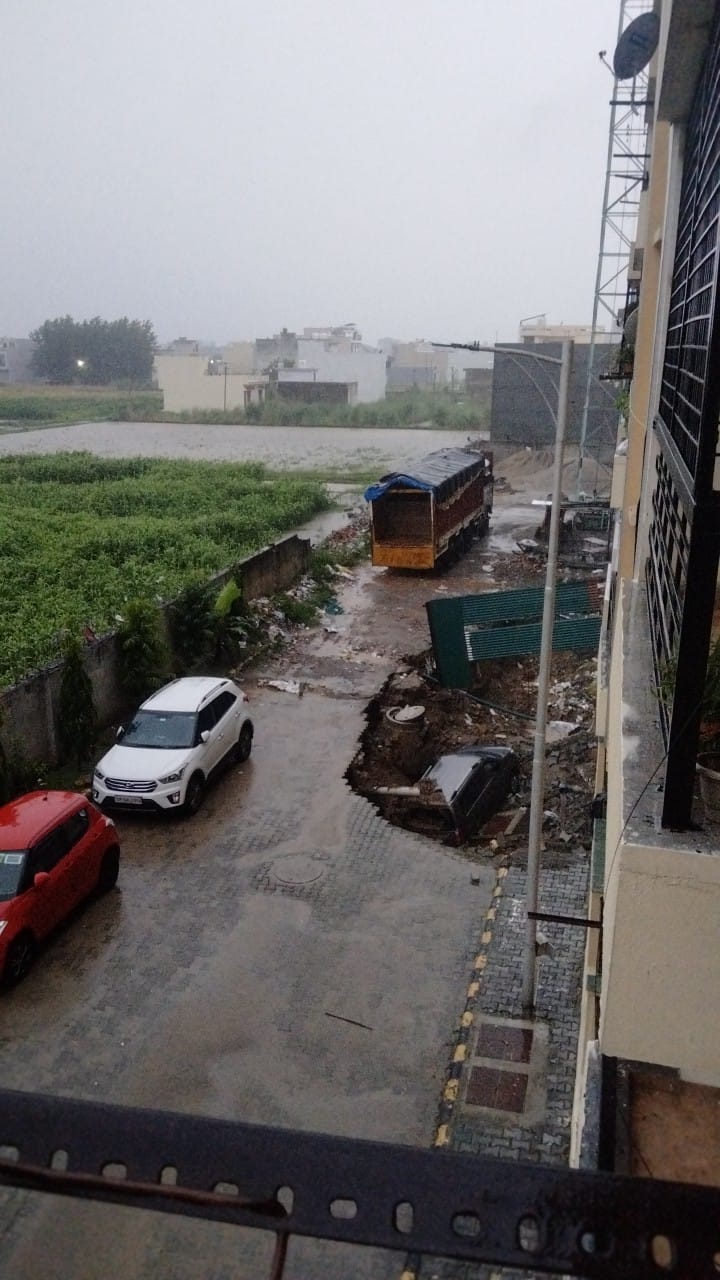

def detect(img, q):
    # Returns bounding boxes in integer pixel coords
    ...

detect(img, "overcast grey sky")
[5,1,623,347]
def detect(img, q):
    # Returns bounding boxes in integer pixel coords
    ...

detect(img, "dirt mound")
[495,445,611,499]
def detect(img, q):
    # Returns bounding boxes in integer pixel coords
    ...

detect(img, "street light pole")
[433,337,574,1016]
[521,338,573,1013]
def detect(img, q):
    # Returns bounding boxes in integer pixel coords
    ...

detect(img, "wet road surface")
[0,551,499,1280]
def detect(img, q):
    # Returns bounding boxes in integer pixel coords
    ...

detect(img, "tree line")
[30,316,157,385]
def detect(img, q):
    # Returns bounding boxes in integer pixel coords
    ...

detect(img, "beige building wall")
[390,342,448,378]
[154,355,267,413]
[617,121,674,579]
[223,342,255,374]
[600,837,720,1085]
[518,322,608,345]
[590,581,720,1088]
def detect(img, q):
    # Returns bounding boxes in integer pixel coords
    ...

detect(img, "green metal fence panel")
[467,616,601,661]
[426,597,471,688]
[456,581,601,626]
[426,580,602,688]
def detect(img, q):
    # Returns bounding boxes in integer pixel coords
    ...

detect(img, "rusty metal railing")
[0,1088,718,1277]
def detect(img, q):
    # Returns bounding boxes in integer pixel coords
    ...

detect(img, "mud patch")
[346,650,597,866]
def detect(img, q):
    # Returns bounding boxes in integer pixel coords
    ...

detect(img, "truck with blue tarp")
[364,447,493,570]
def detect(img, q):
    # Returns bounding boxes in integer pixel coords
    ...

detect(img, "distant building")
[275,369,356,406]
[160,337,201,357]
[222,342,255,375]
[154,355,267,413]
[254,329,298,372]
[463,367,493,400]
[490,340,619,459]
[302,323,361,342]
[0,338,37,384]
[382,337,494,393]
[291,337,386,403]
[519,320,618,345]
[386,364,437,393]
[383,339,444,394]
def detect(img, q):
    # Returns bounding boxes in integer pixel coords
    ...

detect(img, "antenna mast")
[577,0,655,477]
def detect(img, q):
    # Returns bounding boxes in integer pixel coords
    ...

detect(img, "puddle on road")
[270,854,326,885]
[487,502,540,554]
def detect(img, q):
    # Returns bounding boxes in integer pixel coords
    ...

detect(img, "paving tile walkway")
[408,849,590,1280]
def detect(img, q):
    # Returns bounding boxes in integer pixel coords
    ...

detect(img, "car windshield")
[121,710,197,750]
[0,851,27,901]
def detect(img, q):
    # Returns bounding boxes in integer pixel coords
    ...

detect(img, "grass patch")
[132,388,490,431]
[0,385,162,425]
[0,452,331,687]
[0,384,489,432]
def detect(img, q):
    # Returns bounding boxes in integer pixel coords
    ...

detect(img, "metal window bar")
[0,1088,719,1279]
[647,4,720,826]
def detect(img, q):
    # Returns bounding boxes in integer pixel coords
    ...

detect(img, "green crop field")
[0,452,330,687]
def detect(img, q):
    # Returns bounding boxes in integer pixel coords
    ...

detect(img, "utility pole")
[433,338,575,1015]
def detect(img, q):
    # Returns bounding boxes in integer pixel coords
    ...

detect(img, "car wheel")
[235,722,254,763]
[183,771,205,816]
[4,933,36,986]
[98,846,120,893]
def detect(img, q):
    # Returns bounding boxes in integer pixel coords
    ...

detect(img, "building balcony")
[599,575,720,1087]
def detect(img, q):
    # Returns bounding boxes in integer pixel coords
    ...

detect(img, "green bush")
[211,579,265,661]
[168,582,215,670]
[58,635,97,765]
[116,599,170,704]
[276,594,319,626]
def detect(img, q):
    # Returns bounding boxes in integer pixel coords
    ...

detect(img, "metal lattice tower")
[578,0,655,475]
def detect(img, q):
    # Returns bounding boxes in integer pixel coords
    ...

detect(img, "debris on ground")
[346,649,597,867]
[258,678,305,696]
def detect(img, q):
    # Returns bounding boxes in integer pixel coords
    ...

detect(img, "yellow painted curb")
[453,1044,467,1063]
[434,1125,449,1146]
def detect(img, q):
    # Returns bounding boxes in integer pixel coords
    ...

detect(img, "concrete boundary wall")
[0,535,310,766]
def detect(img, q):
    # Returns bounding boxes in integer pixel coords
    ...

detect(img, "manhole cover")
[271,855,325,886]
[386,704,426,726]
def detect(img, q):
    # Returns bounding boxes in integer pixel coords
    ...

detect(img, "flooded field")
[0,421,478,473]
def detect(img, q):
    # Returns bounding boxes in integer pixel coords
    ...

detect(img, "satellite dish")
[613,11,660,79]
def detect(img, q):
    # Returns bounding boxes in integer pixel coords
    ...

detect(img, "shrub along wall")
[0,534,310,767]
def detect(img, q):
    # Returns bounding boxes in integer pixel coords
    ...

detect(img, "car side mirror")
[116,726,125,740]
[200,730,210,743]
[33,871,50,889]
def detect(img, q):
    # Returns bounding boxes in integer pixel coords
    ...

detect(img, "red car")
[0,791,120,985]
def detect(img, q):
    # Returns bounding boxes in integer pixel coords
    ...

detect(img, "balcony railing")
[0,1088,718,1278]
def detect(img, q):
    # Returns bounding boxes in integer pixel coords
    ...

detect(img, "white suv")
[92,676,253,815]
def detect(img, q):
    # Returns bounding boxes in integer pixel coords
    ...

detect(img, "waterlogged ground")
[0,421,477,473]
[0,437,609,1278]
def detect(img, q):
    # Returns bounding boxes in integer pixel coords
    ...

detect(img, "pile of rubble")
[347,650,598,866]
